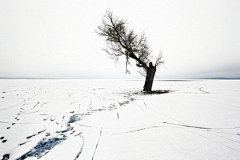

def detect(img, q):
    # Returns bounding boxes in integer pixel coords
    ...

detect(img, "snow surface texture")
[0,79,240,160]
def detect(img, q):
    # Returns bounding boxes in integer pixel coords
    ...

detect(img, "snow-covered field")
[0,79,240,160]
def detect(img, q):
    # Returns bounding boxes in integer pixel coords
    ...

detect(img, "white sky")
[1,0,240,79]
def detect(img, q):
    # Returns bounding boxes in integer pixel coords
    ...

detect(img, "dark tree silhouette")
[97,11,163,91]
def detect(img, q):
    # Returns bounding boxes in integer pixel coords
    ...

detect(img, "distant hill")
[200,77,240,80]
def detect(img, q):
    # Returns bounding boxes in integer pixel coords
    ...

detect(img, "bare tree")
[97,11,163,91]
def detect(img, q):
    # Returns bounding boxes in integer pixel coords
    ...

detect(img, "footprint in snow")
[2,139,7,143]
[19,141,29,146]
[2,154,10,160]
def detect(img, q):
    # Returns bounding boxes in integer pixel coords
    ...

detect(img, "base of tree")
[134,90,171,95]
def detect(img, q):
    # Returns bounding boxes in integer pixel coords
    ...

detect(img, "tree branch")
[97,10,162,74]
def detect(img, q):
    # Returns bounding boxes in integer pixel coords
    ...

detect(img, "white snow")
[0,79,240,160]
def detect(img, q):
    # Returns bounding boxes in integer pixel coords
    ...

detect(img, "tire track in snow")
[134,100,185,125]
[208,132,240,145]
[91,127,103,160]
[137,99,240,130]
[0,102,24,112]
[186,129,240,153]
[112,125,164,135]
[139,100,240,152]
[0,120,39,125]
[74,134,85,160]
[163,122,240,130]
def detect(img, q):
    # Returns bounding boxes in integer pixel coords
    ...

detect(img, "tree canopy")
[97,11,163,75]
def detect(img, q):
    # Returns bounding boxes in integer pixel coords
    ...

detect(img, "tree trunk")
[143,63,156,92]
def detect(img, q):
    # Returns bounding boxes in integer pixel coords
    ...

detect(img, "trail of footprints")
[2,115,21,145]
[1,136,7,143]
[1,87,137,159]
[16,114,83,160]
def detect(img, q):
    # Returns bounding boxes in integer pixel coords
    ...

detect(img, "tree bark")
[143,62,156,92]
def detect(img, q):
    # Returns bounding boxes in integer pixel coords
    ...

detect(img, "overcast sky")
[1,0,240,79]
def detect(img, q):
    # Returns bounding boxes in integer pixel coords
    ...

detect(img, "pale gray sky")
[1,0,240,79]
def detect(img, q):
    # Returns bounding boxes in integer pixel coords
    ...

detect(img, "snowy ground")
[0,79,240,160]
